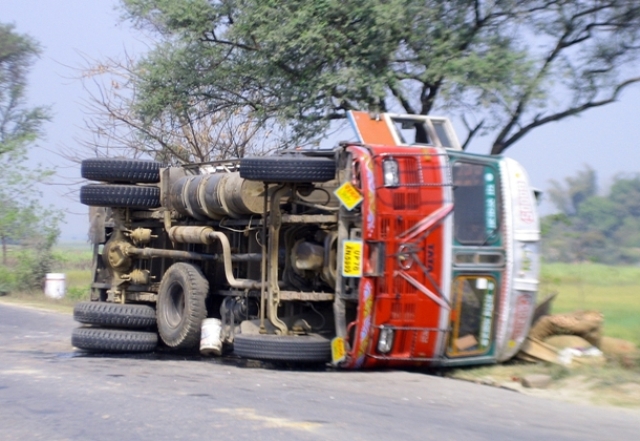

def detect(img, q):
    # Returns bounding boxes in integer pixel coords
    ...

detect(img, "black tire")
[74,301,156,329]
[81,158,162,183]
[72,327,158,353]
[233,333,331,363]
[156,262,209,350]
[80,184,160,208]
[240,156,336,183]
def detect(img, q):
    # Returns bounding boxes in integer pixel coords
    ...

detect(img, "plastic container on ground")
[200,318,223,356]
[44,273,66,299]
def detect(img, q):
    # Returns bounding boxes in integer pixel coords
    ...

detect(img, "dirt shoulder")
[448,358,640,410]
[0,294,73,314]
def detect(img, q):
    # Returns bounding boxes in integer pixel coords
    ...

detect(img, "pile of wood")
[517,308,637,366]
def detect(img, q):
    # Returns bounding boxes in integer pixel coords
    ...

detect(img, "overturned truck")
[73,111,540,369]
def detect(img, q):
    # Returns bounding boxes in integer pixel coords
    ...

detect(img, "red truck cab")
[333,112,540,368]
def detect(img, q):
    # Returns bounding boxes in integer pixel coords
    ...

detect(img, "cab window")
[452,162,499,245]
[447,275,496,356]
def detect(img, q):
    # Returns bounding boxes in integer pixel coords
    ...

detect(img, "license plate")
[331,337,347,364]
[341,240,363,277]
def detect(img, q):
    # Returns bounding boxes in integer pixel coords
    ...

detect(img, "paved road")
[0,302,638,441]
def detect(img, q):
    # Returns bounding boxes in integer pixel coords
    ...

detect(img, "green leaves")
[543,169,640,264]
[111,0,640,157]
[0,22,60,270]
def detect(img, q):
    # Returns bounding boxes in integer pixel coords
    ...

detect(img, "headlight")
[383,158,400,187]
[377,326,395,354]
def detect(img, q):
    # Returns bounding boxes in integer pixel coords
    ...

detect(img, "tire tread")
[240,156,336,183]
[72,327,157,353]
[80,184,160,208]
[81,158,162,183]
[74,301,156,329]
[156,263,208,350]
[233,333,331,363]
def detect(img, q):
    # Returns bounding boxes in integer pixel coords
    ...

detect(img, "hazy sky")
[4,1,640,241]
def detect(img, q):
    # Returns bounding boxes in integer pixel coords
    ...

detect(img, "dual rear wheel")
[72,302,158,353]
[80,158,163,208]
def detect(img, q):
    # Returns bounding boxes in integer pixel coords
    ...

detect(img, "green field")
[0,244,95,307]
[540,263,640,346]
[49,244,95,302]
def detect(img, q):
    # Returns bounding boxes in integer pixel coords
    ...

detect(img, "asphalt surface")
[0,301,638,441]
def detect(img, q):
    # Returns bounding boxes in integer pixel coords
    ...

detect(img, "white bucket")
[44,273,66,299]
[200,318,223,356]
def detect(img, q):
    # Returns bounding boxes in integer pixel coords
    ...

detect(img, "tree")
[0,24,48,156]
[0,23,61,282]
[74,53,285,164]
[97,0,640,160]
[547,165,597,216]
[543,169,640,264]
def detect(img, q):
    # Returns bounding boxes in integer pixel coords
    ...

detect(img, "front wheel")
[233,333,331,363]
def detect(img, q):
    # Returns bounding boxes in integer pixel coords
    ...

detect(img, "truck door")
[445,157,503,361]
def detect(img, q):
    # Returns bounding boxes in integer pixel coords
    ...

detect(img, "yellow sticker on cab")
[331,336,347,364]
[342,239,363,277]
[334,181,363,210]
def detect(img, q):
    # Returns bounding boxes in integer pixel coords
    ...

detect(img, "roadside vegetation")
[0,243,92,310]
[73,1,640,164]
[0,24,63,296]
[541,263,640,346]
[543,167,640,265]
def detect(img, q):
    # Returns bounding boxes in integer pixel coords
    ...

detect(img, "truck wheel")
[81,158,162,183]
[72,327,158,353]
[74,302,156,329]
[233,333,331,363]
[239,156,336,183]
[80,184,160,208]
[156,262,208,350]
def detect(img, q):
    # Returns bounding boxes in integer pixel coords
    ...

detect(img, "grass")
[50,245,94,272]
[540,262,640,346]
[0,243,94,311]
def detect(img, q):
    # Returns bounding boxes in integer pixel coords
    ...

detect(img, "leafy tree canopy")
[109,0,640,158]
[0,23,48,156]
[543,168,640,264]
[0,23,60,274]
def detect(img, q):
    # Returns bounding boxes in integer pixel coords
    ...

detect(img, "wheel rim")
[165,283,185,328]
